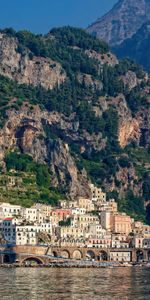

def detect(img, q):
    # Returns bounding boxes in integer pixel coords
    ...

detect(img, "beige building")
[132,235,144,249]
[101,211,132,235]
[88,224,106,239]
[60,226,85,239]
[86,235,112,248]
[71,214,99,229]
[77,197,94,211]
[142,225,150,237]
[96,199,117,213]
[101,211,113,231]
[108,199,118,213]
[33,203,53,220]
[89,184,106,202]
[113,213,132,235]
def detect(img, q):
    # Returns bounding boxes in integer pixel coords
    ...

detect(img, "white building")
[2,218,17,244]
[16,222,52,245]
[16,226,37,245]
[88,224,106,239]
[71,207,86,215]
[110,251,131,262]
[2,217,52,245]
[111,234,129,248]
[21,207,37,222]
[0,203,21,219]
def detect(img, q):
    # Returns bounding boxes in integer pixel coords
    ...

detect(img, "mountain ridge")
[87,0,150,46]
[113,21,150,72]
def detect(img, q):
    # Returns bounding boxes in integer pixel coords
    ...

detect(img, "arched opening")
[60,250,70,259]
[86,250,95,260]
[3,253,16,264]
[72,250,82,260]
[148,250,150,261]
[98,251,108,261]
[136,250,144,262]
[22,257,43,266]
[3,254,10,264]
[52,251,58,258]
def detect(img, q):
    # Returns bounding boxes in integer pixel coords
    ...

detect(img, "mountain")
[0,27,150,222]
[87,0,150,46]
[113,21,150,72]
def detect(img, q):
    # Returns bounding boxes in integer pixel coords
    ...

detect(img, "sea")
[0,267,150,300]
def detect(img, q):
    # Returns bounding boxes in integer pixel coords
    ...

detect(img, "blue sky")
[0,0,118,33]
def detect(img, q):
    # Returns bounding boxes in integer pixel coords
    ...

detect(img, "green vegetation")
[125,87,149,115]
[59,218,71,227]
[50,27,109,52]
[117,191,145,222]
[1,151,64,207]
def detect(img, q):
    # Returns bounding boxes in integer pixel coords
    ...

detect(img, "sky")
[0,0,118,34]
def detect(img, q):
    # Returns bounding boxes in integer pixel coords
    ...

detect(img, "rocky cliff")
[0,27,149,221]
[0,33,66,89]
[87,0,150,46]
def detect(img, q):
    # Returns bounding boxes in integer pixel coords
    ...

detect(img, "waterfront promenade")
[0,245,150,266]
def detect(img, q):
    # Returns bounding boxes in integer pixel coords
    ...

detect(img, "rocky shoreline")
[0,262,146,268]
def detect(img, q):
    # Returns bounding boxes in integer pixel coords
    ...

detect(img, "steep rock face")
[0,34,66,89]
[107,94,141,148]
[119,119,141,148]
[49,140,90,199]
[85,50,118,66]
[87,0,150,45]
[140,106,150,149]
[0,99,147,200]
[0,104,103,199]
[115,166,143,197]
[77,73,103,91]
[121,71,143,91]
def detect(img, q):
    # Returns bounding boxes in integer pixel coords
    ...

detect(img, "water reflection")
[0,267,150,300]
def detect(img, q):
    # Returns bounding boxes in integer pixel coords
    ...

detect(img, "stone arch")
[86,250,95,260]
[98,250,108,261]
[136,250,144,262]
[21,256,44,265]
[60,250,70,259]
[72,250,83,260]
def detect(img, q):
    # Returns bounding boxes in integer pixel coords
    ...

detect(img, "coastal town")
[0,183,150,264]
